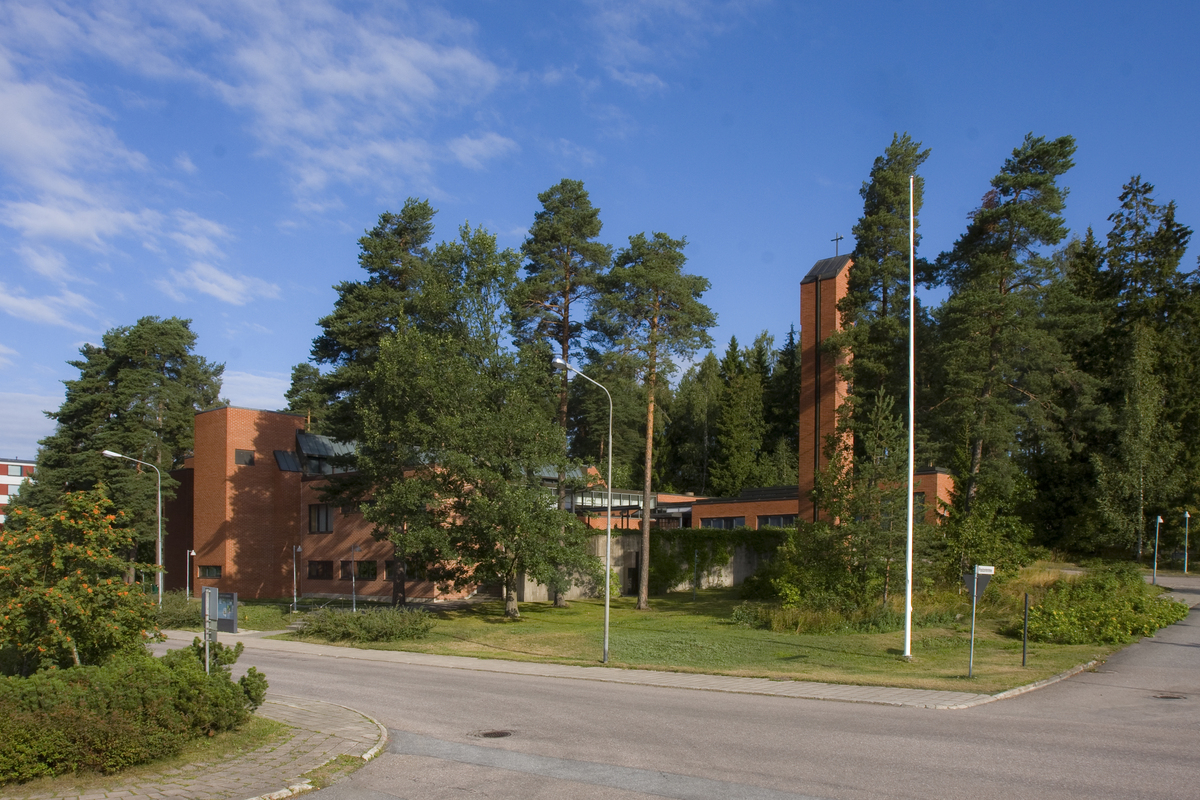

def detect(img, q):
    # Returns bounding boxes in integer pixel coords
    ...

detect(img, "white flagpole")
[903,174,915,660]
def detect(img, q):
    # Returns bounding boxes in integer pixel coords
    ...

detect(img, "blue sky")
[2,0,1198,460]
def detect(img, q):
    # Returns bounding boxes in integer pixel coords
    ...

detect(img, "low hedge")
[1025,563,1190,645]
[296,606,436,642]
[0,641,267,785]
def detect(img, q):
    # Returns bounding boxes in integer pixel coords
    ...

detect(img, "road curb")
[970,659,1104,707]
[236,695,388,800]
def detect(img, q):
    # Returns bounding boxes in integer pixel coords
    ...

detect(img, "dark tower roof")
[800,255,852,284]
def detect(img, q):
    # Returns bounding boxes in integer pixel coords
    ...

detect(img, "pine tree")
[930,134,1076,513]
[658,353,723,494]
[592,232,714,609]
[837,133,930,408]
[311,199,437,450]
[26,317,223,554]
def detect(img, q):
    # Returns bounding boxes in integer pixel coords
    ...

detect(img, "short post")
[1153,516,1162,585]
[1185,511,1190,576]
[202,586,218,675]
[693,547,699,601]
[292,545,302,613]
[1022,592,1029,667]
[962,565,994,679]
[186,549,196,599]
[350,544,361,612]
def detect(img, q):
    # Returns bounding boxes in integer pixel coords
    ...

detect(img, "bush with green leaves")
[156,590,203,629]
[0,643,267,785]
[297,606,436,642]
[1025,562,1189,644]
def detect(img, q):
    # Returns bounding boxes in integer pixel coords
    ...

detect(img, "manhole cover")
[1153,694,1186,700]
[477,730,513,738]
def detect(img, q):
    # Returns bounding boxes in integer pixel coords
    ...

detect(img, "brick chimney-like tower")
[798,255,853,522]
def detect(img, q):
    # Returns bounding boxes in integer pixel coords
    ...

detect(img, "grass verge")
[303,754,368,789]
[277,579,1135,695]
[3,715,289,797]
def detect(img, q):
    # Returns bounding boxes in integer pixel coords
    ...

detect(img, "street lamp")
[186,549,196,598]
[293,545,302,613]
[350,543,361,612]
[552,355,613,664]
[102,449,163,607]
[1153,515,1163,585]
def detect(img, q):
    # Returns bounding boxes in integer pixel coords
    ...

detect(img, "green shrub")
[156,590,202,629]
[731,600,959,635]
[1025,563,1189,644]
[0,643,268,785]
[297,607,436,642]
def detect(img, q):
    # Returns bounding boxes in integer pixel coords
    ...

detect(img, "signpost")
[962,565,994,678]
[202,586,218,675]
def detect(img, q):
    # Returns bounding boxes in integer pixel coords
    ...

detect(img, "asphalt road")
[234,577,1200,800]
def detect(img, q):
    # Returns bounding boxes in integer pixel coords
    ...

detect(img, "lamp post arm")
[102,450,164,606]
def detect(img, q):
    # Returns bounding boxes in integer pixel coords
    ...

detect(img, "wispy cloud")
[448,132,519,170]
[0,343,17,367]
[549,138,599,167]
[14,244,75,283]
[157,261,280,306]
[174,152,198,174]
[584,0,757,93]
[168,211,231,258]
[0,286,98,331]
[0,391,61,459]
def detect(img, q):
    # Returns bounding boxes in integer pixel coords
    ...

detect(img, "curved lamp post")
[552,355,613,664]
[101,449,163,607]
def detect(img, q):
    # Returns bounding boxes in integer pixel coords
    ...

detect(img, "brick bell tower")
[798,255,853,522]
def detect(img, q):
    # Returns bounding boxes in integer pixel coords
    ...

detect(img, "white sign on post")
[962,565,994,678]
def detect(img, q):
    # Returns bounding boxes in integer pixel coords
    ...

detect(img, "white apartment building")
[0,458,35,525]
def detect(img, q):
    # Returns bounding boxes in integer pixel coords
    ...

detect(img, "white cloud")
[448,132,519,170]
[175,152,198,173]
[0,343,17,367]
[157,261,279,306]
[585,0,757,93]
[550,138,599,167]
[168,211,230,258]
[0,391,60,460]
[2,200,160,247]
[221,370,289,411]
[14,243,74,283]
[0,286,97,331]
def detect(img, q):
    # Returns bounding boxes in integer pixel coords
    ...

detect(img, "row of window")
[699,514,796,529]
[307,560,400,581]
[196,561,392,581]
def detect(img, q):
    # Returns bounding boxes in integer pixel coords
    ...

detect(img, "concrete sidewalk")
[0,695,387,800]
[171,629,1012,711]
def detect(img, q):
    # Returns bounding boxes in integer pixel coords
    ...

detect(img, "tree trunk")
[638,364,657,610]
[504,573,521,618]
[392,545,407,607]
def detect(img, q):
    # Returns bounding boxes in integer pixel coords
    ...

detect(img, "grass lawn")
[3,715,289,796]
[281,584,1123,695]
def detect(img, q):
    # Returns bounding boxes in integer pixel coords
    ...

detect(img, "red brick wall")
[163,467,194,592]
[693,497,801,529]
[192,407,306,599]
[799,260,852,522]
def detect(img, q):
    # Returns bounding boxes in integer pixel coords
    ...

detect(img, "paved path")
[0,696,387,800]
